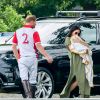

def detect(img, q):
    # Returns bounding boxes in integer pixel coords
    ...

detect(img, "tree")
[94,0,100,9]
[0,6,23,32]
[0,0,60,17]
[57,0,98,11]
[1,0,100,32]
[0,19,8,32]
[1,0,99,18]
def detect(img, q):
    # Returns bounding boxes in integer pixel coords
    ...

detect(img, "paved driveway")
[0,93,100,98]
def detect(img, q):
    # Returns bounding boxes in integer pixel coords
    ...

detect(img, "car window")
[48,26,69,44]
[7,22,69,44]
[6,22,96,45]
[48,22,97,44]
[35,22,69,44]
[79,23,96,44]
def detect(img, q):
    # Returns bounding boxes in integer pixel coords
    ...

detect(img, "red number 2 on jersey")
[22,33,29,44]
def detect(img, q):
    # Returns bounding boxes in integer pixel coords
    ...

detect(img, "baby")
[70,35,93,87]
[70,35,91,65]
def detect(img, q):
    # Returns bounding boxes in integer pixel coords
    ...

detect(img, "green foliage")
[56,0,97,10]
[0,19,8,32]
[0,0,100,32]
[0,6,23,32]
[94,0,100,9]
[0,0,58,17]
[56,0,72,10]
[3,6,23,31]
[14,0,57,17]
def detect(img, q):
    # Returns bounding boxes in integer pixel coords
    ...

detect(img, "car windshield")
[0,32,14,44]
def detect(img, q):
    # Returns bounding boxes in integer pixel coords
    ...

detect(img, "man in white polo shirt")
[12,15,53,98]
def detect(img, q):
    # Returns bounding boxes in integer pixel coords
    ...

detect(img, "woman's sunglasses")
[75,32,80,35]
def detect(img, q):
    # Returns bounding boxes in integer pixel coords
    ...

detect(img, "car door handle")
[4,56,12,60]
[4,55,15,60]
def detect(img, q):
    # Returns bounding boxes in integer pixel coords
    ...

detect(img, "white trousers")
[18,57,38,84]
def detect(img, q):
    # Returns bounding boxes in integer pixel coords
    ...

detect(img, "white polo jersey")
[12,25,41,58]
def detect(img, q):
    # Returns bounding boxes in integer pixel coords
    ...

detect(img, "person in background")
[12,15,53,98]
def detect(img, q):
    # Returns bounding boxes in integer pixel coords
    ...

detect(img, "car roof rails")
[56,11,100,17]
[36,17,48,21]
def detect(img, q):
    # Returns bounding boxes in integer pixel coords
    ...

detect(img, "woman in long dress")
[60,25,93,98]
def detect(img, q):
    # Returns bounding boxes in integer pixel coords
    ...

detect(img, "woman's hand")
[86,49,89,54]
[79,49,88,55]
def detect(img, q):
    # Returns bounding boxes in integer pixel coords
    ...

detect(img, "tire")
[35,67,54,98]
[20,67,54,98]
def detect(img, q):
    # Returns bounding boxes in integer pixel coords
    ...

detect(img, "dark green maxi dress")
[60,37,91,98]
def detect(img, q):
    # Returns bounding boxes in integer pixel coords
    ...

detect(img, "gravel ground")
[0,93,60,98]
[0,93,100,98]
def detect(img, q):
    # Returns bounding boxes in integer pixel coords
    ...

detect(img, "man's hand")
[45,55,53,63]
[36,43,53,64]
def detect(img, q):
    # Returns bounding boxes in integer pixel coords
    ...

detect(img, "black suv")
[0,11,100,98]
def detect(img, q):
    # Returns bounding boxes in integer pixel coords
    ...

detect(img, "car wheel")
[35,67,54,98]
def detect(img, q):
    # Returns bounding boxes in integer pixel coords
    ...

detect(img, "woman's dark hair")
[67,25,81,37]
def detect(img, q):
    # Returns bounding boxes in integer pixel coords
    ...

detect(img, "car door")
[79,22,100,87]
[47,26,71,84]
[44,25,70,85]
[60,22,100,88]
[0,45,18,84]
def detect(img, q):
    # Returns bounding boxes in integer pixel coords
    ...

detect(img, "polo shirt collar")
[23,25,33,28]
